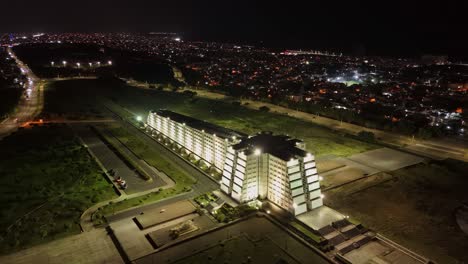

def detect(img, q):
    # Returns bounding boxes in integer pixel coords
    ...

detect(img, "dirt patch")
[316,160,345,173]
[325,162,468,264]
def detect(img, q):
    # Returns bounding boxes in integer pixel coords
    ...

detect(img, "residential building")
[146,111,323,215]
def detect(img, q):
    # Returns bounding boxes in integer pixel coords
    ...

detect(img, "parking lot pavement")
[343,238,424,264]
[0,229,124,264]
[297,206,345,230]
[98,127,168,189]
[319,148,424,190]
[73,124,164,193]
[347,148,424,172]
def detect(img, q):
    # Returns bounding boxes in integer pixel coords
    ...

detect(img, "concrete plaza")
[0,229,124,264]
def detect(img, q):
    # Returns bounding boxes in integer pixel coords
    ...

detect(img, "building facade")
[147,111,323,216]
[146,110,244,171]
[221,132,323,215]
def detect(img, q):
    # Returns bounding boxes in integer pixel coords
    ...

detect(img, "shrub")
[216,213,226,223]
[259,106,270,112]
[357,131,375,142]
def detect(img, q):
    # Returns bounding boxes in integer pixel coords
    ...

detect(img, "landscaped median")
[91,126,153,182]
[290,221,325,245]
[91,123,196,226]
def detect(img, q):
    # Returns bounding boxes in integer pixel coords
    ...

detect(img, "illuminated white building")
[221,132,323,216]
[147,111,323,216]
[146,110,245,171]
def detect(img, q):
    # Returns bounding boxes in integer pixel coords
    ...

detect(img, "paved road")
[193,88,467,161]
[0,47,43,140]
[106,191,194,223]
[73,124,165,193]
[130,80,467,161]
[103,107,219,223]
[98,126,169,188]
[114,112,219,194]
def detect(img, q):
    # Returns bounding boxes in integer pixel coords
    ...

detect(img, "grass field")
[0,87,22,120]
[44,78,377,157]
[41,80,107,119]
[326,159,468,264]
[113,87,378,157]
[0,125,117,253]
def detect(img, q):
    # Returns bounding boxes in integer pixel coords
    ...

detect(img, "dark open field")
[0,86,22,119]
[44,78,378,157]
[326,159,468,264]
[13,44,176,83]
[0,125,117,253]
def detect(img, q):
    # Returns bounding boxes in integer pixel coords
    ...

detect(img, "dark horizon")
[1,1,467,59]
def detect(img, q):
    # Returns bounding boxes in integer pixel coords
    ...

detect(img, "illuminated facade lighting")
[146,111,323,216]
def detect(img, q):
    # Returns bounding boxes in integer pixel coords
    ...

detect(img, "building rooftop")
[151,109,247,140]
[233,131,308,161]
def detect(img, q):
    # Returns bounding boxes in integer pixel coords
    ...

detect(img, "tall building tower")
[221,132,323,216]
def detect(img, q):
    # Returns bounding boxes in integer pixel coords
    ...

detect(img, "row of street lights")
[50,60,112,67]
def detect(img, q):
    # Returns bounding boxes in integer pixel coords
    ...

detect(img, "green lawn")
[110,87,378,158]
[105,124,195,188]
[0,125,117,253]
[41,80,106,119]
[326,159,468,264]
[44,79,378,157]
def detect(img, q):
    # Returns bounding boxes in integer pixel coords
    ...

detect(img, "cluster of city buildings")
[147,110,323,215]
[0,47,25,90]
[2,32,466,134]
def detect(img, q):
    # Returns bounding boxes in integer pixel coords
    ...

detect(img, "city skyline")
[1,1,467,58]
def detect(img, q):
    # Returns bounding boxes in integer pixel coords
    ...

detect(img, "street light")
[108,60,112,65]
[62,61,67,66]
[51,61,55,66]
[76,62,81,67]
[136,116,142,122]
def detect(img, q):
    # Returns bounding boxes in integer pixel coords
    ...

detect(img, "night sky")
[1,1,467,59]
